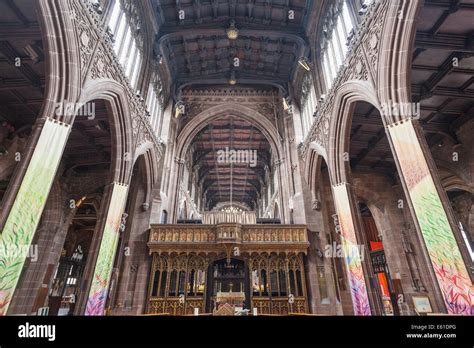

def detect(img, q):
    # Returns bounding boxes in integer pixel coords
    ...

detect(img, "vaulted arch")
[78,79,135,184]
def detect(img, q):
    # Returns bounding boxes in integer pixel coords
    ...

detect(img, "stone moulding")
[298,0,384,161]
[75,0,165,160]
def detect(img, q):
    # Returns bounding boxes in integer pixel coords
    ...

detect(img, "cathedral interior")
[0,0,473,317]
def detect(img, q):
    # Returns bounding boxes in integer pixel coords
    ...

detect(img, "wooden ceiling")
[190,115,271,210]
[412,0,474,146]
[349,0,474,182]
[349,102,396,181]
[61,99,112,177]
[0,0,45,201]
[0,0,45,129]
[0,2,113,196]
[155,0,311,91]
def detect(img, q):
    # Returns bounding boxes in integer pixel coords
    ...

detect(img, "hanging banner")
[0,118,70,315]
[332,184,371,315]
[388,119,473,315]
[85,183,128,316]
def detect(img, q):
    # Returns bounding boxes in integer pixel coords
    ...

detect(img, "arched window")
[300,73,318,136]
[168,270,177,296]
[320,1,356,90]
[178,270,186,295]
[106,0,143,89]
[160,210,168,224]
[151,270,160,296]
[279,269,287,296]
[146,76,164,137]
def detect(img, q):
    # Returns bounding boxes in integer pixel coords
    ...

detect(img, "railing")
[252,297,307,315]
[148,224,309,255]
[148,297,205,315]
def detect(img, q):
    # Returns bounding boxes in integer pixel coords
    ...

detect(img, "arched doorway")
[48,197,101,315]
[359,203,399,316]
[207,258,250,313]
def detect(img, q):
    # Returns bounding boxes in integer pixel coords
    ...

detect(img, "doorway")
[48,202,97,315]
[360,203,400,315]
[206,258,250,312]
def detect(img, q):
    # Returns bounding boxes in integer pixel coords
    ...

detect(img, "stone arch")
[169,103,289,222]
[78,78,135,184]
[176,103,284,161]
[378,0,423,115]
[327,80,381,184]
[38,0,83,122]
[134,143,161,206]
[273,201,280,219]
[0,0,83,227]
[304,149,322,199]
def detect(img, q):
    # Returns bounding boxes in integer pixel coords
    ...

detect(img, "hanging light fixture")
[226,20,239,40]
[174,101,185,118]
[298,57,311,71]
[282,97,290,111]
[228,70,237,85]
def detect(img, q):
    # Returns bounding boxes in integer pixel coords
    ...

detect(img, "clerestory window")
[106,0,142,89]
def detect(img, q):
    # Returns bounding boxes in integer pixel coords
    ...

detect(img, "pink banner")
[388,120,473,315]
[332,184,371,315]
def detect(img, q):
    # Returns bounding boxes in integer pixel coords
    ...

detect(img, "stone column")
[75,182,128,315]
[111,168,153,315]
[386,118,474,315]
[0,119,70,315]
[331,183,372,315]
[168,157,185,223]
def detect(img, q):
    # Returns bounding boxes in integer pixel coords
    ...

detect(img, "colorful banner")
[85,183,128,315]
[388,120,473,315]
[0,118,70,315]
[332,184,372,315]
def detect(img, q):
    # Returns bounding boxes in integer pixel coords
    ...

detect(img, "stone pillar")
[112,167,154,315]
[84,183,128,315]
[386,119,474,315]
[168,157,185,223]
[0,118,70,315]
[75,182,128,315]
[331,183,372,315]
[7,181,69,315]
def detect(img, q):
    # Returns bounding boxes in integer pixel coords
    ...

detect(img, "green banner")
[0,118,70,315]
[85,183,128,315]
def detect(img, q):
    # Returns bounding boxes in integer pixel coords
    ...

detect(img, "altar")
[214,291,246,315]
[216,291,245,307]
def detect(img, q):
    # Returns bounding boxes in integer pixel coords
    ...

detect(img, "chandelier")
[226,20,239,40]
[228,70,237,85]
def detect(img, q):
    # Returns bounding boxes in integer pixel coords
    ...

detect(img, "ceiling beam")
[0,41,43,94]
[424,0,474,9]
[428,0,461,36]
[5,0,29,26]
[0,24,41,40]
[351,129,386,168]
[412,84,474,100]
[415,32,474,53]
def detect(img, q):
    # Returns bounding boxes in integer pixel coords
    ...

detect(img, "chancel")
[0,0,473,318]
